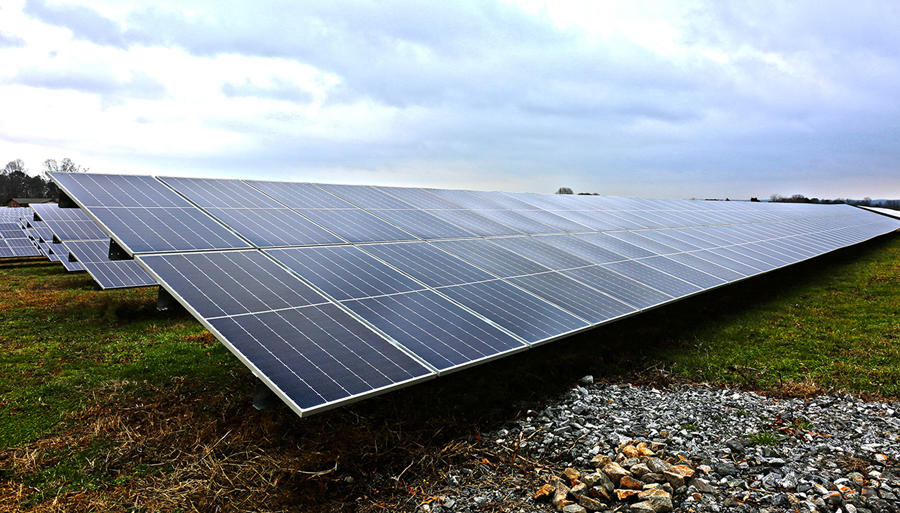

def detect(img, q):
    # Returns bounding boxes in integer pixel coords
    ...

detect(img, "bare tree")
[556,187,573,194]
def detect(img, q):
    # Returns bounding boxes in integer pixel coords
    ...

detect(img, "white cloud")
[0,0,898,199]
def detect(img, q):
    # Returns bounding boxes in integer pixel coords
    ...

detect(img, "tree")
[43,158,88,174]
[556,187,573,194]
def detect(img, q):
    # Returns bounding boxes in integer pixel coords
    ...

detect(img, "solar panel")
[267,246,424,301]
[356,242,494,288]
[51,173,251,255]
[138,250,432,415]
[63,240,157,289]
[159,177,345,248]
[506,272,637,323]
[295,209,416,243]
[366,209,475,239]
[603,260,702,298]
[562,265,672,309]
[426,209,522,237]
[431,238,550,277]
[341,290,526,371]
[49,173,900,418]
[437,279,588,344]
[487,236,593,270]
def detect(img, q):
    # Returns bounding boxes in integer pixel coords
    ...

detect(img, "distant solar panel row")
[0,209,43,258]
[49,173,900,417]
[31,203,156,289]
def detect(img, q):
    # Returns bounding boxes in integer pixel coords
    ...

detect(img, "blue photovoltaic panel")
[140,250,327,317]
[267,246,423,301]
[428,189,507,209]
[474,209,558,234]
[562,265,671,309]
[535,234,628,264]
[367,209,476,239]
[638,229,703,252]
[318,184,413,209]
[376,186,462,210]
[507,272,637,323]
[159,176,275,207]
[638,256,726,289]
[605,231,681,255]
[438,279,588,343]
[52,173,191,208]
[138,249,431,415]
[514,209,592,233]
[487,236,593,270]
[63,240,157,289]
[202,208,344,247]
[431,238,550,278]
[705,247,769,273]
[245,180,357,209]
[474,191,541,210]
[426,209,522,237]
[296,209,416,243]
[162,177,345,247]
[50,173,252,255]
[357,242,494,288]
[91,206,250,253]
[342,290,526,371]
[207,304,431,411]
[664,252,745,281]
[603,260,701,298]
[576,232,656,258]
[553,210,625,231]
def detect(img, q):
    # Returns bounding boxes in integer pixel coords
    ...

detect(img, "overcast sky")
[1,0,898,199]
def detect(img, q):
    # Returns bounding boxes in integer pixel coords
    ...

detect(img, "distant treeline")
[1,159,88,202]
[770,194,900,209]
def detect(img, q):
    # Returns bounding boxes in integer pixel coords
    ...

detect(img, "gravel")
[429,381,900,513]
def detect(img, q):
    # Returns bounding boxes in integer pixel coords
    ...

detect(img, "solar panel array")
[31,203,156,288]
[860,205,900,220]
[0,208,43,258]
[49,173,900,417]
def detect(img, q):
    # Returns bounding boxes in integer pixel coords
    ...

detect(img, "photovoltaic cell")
[140,250,326,317]
[603,260,701,298]
[342,290,526,371]
[357,242,494,287]
[426,209,522,237]
[318,184,412,209]
[474,209,558,234]
[431,238,550,277]
[296,209,416,243]
[507,272,637,323]
[562,265,671,309]
[267,246,423,301]
[576,232,656,258]
[487,236,593,270]
[51,173,251,255]
[367,209,475,239]
[438,279,588,343]
[91,206,251,253]
[637,256,725,289]
[245,181,356,209]
[138,250,431,415]
[535,234,628,264]
[203,208,344,247]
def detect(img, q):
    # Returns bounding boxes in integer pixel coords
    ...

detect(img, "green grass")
[746,431,782,446]
[0,262,241,448]
[642,234,900,397]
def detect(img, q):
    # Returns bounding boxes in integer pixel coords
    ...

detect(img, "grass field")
[0,232,897,512]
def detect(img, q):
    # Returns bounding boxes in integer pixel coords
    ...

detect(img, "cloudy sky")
[1,0,898,199]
